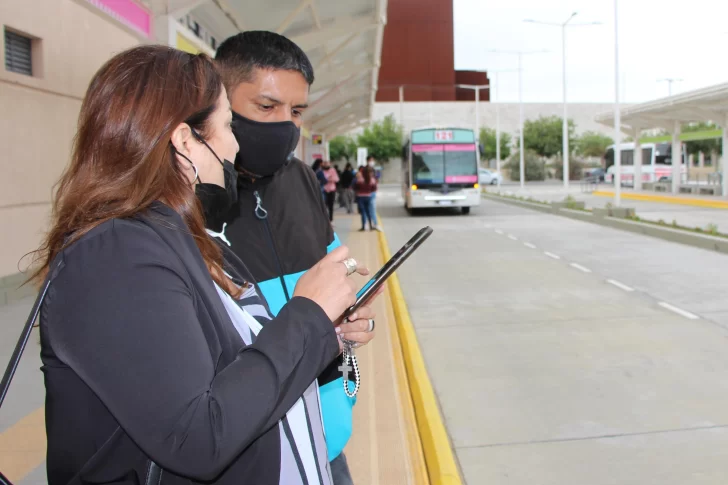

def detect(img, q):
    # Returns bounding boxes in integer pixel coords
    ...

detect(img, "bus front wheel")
[461,207,471,215]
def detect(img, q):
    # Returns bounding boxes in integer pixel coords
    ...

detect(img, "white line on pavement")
[570,263,592,273]
[544,252,561,260]
[658,302,700,320]
[606,279,634,292]
[508,235,518,241]
[495,229,504,235]
[524,243,537,249]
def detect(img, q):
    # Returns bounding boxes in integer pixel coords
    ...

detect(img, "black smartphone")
[344,226,434,317]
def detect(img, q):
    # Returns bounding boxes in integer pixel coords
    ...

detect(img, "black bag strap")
[0,271,51,410]
[0,264,162,485]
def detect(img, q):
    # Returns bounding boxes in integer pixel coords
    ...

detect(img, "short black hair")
[367,155,375,161]
[215,31,314,91]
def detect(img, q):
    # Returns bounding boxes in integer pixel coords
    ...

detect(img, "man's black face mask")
[231,112,301,178]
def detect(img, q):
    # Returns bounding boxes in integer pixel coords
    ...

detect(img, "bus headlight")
[474,183,479,189]
[411,184,418,191]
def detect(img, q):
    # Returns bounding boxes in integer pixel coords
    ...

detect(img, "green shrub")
[505,150,546,181]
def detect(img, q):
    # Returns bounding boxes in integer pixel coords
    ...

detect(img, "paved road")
[379,187,728,484]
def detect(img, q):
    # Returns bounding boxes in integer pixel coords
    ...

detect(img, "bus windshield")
[412,144,478,185]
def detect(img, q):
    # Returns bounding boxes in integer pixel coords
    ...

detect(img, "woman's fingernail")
[335,327,342,334]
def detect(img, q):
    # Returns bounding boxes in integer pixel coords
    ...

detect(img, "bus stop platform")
[0,215,446,485]
[491,183,728,234]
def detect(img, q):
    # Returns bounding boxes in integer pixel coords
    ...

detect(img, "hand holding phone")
[344,226,433,318]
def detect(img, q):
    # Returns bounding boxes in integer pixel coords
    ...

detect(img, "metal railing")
[580,176,600,193]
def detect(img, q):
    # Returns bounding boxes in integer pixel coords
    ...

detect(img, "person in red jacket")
[355,166,379,231]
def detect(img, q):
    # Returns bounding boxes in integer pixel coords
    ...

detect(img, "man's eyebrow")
[294,103,309,109]
[256,94,283,105]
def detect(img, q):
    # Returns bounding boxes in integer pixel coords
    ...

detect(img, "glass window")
[445,149,478,182]
[4,29,32,76]
[412,147,444,184]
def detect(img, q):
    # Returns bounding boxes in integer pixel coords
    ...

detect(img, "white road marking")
[658,302,700,320]
[570,263,592,273]
[544,252,561,260]
[495,229,504,235]
[484,223,492,228]
[606,279,634,292]
[524,243,537,249]
[508,234,518,241]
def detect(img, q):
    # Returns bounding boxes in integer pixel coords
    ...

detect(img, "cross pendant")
[338,362,352,380]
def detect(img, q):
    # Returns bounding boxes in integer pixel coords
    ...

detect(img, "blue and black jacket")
[225,158,352,461]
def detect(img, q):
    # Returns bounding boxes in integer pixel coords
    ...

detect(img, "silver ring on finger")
[342,258,358,276]
[367,318,375,332]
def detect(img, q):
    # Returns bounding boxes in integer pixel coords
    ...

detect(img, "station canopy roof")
[151,0,387,137]
[595,82,728,133]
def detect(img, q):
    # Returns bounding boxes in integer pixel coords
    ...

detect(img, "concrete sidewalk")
[491,184,728,234]
[340,214,427,485]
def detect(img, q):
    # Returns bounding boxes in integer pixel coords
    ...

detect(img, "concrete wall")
[0,0,141,295]
[374,102,625,138]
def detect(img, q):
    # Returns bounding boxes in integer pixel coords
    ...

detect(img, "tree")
[357,114,404,161]
[523,116,576,158]
[575,131,613,158]
[478,127,512,161]
[553,157,586,180]
[329,135,357,162]
[682,122,722,158]
[505,150,545,181]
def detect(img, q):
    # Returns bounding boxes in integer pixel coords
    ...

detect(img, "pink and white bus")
[402,128,481,215]
[604,142,687,185]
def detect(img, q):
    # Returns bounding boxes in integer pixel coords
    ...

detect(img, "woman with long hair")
[34,45,376,485]
[354,166,379,231]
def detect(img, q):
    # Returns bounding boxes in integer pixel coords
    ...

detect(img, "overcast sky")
[454,0,728,104]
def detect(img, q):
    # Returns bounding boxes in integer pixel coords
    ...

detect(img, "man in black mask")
[215,31,367,484]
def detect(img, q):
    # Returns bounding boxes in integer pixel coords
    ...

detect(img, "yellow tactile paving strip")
[593,190,728,209]
[0,406,45,482]
[343,215,428,485]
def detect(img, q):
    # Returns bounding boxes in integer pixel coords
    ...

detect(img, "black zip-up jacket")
[224,158,354,461]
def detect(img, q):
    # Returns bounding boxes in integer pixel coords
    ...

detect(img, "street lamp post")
[487,49,548,190]
[455,83,490,155]
[524,13,601,191]
[489,69,519,186]
[614,0,621,207]
[658,78,683,97]
[398,85,404,128]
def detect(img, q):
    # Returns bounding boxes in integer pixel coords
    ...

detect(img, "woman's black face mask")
[190,128,239,205]
[176,128,239,232]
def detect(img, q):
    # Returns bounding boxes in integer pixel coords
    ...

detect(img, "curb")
[483,194,728,254]
[592,190,728,209]
[376,224,463,485]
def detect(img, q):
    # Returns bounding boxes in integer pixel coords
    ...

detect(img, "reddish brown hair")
[33,45,240,297]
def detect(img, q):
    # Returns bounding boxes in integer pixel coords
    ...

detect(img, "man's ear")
[170,123,194,155]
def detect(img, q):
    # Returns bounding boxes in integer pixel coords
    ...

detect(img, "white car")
[479,168,503,185]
